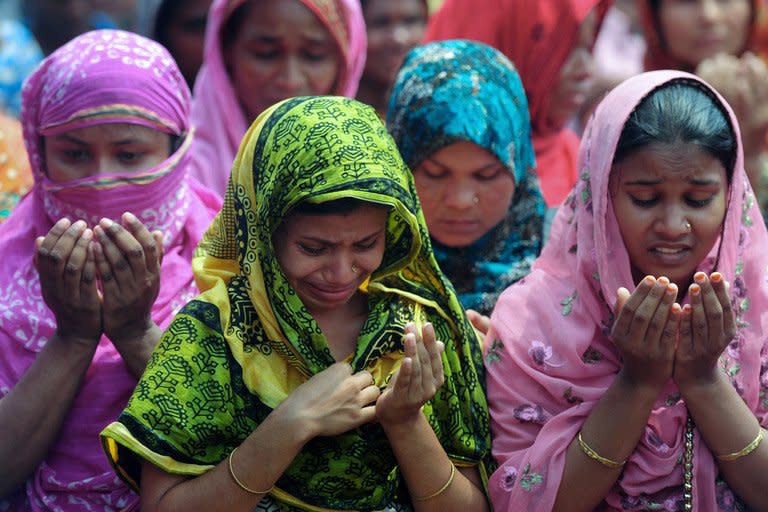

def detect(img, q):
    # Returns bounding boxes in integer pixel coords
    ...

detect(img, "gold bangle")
[717,428,765,462]
[412,462,455,502]
[228,447,274,495]
[577,432,626,469]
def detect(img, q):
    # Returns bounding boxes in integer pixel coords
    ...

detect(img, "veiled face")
[44,123,171,182]
[610,142,728,288]
[413,141,515,248]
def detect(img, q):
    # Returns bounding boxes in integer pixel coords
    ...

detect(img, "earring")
[684,221,692,232]
[472,195,480,205]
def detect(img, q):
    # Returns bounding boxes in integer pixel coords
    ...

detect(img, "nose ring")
[351,265,359,274]
[472,195,479,205]
[683,221,692,232]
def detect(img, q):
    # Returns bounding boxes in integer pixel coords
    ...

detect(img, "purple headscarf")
[0,29,220,511]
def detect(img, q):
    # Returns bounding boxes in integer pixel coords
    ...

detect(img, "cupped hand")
[674,272,736,390]
[92,213,163,345]
[34,218,102,344]
[697,53,768,159]
[611,276,679,391]
[376,322,446,428]
[466,309,491,337]
[280,362,380,439]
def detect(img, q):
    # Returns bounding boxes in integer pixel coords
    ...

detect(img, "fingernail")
[666,283,677,296]
[55,218,70,228]
[694,272,706,284]
[711,272,723,283]
[658,276,670,287]
[683,304,692,313]
[100,218,113,228]
[690,284,701,296]
[672,303,682,313]
[643,275,655,285]
[82,229,93,240]
[123,212,137,223]
[73,220,86,230]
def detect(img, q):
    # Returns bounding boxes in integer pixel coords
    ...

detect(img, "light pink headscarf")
[485,71,768,510]
[0,30,220,511]
[188,0,367,195]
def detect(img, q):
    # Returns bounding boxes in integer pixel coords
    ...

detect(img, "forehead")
[427,141,503,173]
[47,123,168,144]
[611,142,728,184]
[280,205,389,237]
[238,0,332,39]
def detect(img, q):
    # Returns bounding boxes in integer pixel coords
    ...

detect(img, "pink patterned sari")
[485,71,768,511]
[0,29,220,511]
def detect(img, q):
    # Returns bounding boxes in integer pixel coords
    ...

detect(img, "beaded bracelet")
[577,432,626,469]
[228,447,274,495]
[412,463,456,501]
[717,428,765,462]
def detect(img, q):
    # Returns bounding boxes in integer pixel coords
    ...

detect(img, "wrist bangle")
[228,447,274,495]
[412,462,455,501]
[717,428,765,462]
[577,431,626,469]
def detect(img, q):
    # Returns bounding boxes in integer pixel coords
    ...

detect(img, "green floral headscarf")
[101,97,491,511]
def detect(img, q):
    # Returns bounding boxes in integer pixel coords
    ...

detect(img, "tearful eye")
[355,239,378,250]
[686,196,715,208]
[298,243,325,256]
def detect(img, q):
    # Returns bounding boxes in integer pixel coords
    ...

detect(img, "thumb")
[615,287,631,314]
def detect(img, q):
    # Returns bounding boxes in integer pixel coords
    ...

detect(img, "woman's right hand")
[278,362,380,441]
[34,218,102,345]
[610,276,680,392]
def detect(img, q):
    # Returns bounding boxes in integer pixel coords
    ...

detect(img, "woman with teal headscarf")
[387,40,545,320]
[101,96,491,511]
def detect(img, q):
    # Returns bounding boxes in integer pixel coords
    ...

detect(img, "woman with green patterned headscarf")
[101,96,491,512]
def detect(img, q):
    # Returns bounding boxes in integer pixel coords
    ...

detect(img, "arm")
[141,362,379,512]
[378,323,488,511]
[553,276,679,512]
[675,273,768,511]
[93,213,164,378]
[0,220,101,497]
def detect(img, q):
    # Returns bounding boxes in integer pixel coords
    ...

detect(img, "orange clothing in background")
[0,114,31,222]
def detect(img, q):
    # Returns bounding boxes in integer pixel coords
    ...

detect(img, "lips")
[648,244,692,265]
[440,219,481,234]
[305,281,359,302]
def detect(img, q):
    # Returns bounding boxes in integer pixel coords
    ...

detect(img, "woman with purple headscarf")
[0,29,221,510]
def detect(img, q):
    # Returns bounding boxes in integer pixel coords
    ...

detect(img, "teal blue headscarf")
[387,40,545,315]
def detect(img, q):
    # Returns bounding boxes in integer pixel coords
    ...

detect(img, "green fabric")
[102,97,491,511]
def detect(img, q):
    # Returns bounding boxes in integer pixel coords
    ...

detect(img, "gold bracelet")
[577,432,626,469]
[412,462,456,502]
[717,428,765,462]
[228,447,274,495]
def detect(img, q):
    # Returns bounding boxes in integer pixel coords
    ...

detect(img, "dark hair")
[290,197,388,216]
[612,79,737,182]
[221,1,254,50]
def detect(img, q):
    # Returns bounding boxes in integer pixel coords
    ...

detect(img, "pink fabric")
[485,70,768,510]
[0,30,221,511]
[188,0,367,196]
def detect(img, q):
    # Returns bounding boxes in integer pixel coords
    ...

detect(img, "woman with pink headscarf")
[189,0,367,196]
[0,29,220,510]
[486,70,768,510]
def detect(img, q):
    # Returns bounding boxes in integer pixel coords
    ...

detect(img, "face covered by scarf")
[0,29,220,511]
[102,96,491,511]
[484,70,768,510]
[188,0,368,196]
[387,39,545,315]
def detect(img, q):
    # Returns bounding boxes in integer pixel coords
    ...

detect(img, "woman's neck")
[309,291,369,361]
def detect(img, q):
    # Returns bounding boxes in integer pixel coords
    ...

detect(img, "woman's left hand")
[376,322,445,428]
[674,272,737,391]
[93,213,164,345]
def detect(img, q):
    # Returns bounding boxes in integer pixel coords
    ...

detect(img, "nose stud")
[472,195,479,205]
[683,221,692,232]
[351,265,359,274]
